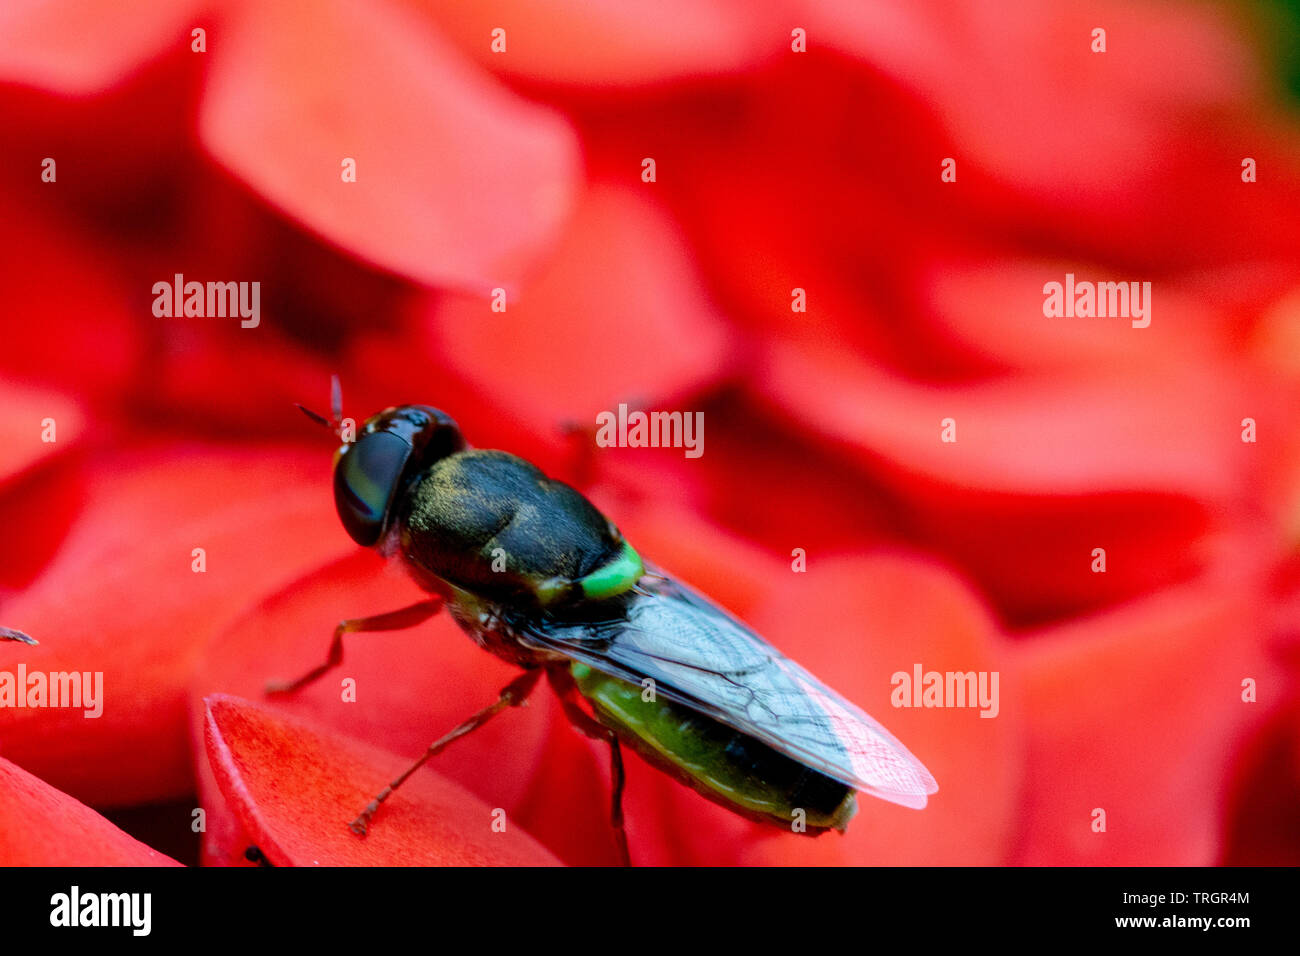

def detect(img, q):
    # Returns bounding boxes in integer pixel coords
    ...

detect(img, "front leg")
[265,597,443,695]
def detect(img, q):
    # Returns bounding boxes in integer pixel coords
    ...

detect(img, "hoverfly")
[269,379,937,864]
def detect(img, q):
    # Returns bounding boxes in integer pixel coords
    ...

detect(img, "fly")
[268,378,938,864]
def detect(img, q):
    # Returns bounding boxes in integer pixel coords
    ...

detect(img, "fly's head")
[332,405,466,547]
[297,378,466,548]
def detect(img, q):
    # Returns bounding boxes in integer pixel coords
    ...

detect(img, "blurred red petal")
[811,0,1300,268]
[200,0,579,291]
[1012,570,1282,864]
[592,391,904,566]
[417,0,786,86]
[763,339,1254,500]
[754,339,1270,621]
[202,693,562,865]
[1220,703,1300,865]
[0,385,87,588]
[0,0,203,94]
[137,322,343,437]
[0,195,144,403]
[921,259,1226,373]
[0,446,346,805]
[0,384,84,496]
[0,756,180,866]
[633,80,957,379]
[426,184,732,431]
[813,0,1254,201]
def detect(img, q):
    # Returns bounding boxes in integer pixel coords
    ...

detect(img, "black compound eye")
[333,430,412,546]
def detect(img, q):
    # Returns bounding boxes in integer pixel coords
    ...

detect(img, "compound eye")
[333,430,411,546]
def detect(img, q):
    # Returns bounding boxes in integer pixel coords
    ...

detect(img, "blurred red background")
[1,0,1299,866]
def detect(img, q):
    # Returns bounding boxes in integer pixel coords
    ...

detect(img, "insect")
[269,379,937,864]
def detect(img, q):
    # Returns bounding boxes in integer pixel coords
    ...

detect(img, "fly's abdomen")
[571,663,856,833]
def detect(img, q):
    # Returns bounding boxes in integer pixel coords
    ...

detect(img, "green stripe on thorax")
[534,541,644,606]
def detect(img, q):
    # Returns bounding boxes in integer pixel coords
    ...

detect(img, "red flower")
[1,0,1298,866]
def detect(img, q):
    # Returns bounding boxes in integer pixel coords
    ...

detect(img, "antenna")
[295,374,345,438]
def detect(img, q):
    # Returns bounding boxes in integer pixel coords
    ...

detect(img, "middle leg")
[265,597,443,695]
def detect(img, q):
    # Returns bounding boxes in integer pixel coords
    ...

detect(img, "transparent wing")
[517,569,938,809]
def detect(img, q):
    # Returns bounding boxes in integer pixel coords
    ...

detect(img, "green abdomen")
[571,663,856,833]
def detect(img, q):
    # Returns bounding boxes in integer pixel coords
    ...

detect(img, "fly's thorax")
[396,448,644,613]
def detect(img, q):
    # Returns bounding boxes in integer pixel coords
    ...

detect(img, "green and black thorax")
[398,449,643,614]
[332,405,643,613]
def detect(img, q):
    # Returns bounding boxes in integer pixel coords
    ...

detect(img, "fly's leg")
[606,737,629,867]
[264,598,443,695]
[547,668,632,867]
[0,626,36,645]
[558,696,631,867]
[349,668,543,836]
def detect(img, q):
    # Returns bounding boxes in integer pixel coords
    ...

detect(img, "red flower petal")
[200,0,579,291]
[1220,703,1300,865]
[763,339,1255,501]
[921,259,1227,373]
[0,446,348,805]
[425,183,732,432]
[811,1,1253,209]
[0,756,180,866]
[1012,571,1282,864]
[0,0,203,94]
[0,383,84,495]
[0,195,144,404]
[419,0,786,86]
[137,321,344,436]
[202,694,562,865]
[0,385,87,588]
[753,339,1268,622]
